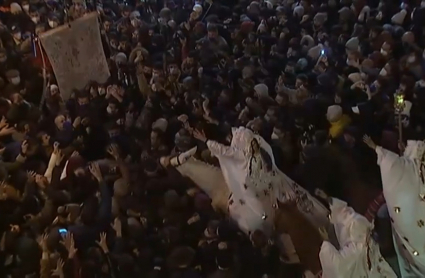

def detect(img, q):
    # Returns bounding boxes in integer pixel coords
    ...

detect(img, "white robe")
[319,198,397,278]
[206,127,329,235]
[376,143,425,277]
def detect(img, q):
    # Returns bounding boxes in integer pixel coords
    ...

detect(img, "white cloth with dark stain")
[205,127,329,235]
[376,141,425,277]
[319,198,396,278]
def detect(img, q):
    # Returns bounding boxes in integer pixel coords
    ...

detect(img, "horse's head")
[273,198,300,232]
[273,198,323,275]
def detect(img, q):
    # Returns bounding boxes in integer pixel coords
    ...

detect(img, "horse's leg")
[160,147,197,168]
[170,146,197,166]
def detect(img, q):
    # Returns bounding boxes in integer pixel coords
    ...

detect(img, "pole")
[394,90,405,155]
[398,110,403,155]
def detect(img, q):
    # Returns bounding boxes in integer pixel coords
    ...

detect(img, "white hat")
[114,52,127,64]
[293,5,304,17]
[10,3,22,14]
[300,35,315,51]
[254,83,269,97]
[264,1,273,9]
[308,45,322,60]
[326,105,343,123]
[391,9,407,25]
[348,73,362,83]
[152,118,168,132]
[193,4,202,14]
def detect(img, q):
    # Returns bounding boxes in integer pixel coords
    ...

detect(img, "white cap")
[193,4,202,14]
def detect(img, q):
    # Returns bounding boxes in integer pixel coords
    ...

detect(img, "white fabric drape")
[319,198,397,278]
[376,143,425,276]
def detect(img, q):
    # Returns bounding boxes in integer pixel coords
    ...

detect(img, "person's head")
[204,220,219,238]
[49,84,59,97]
[48,15,59,29]
[265,107,280,124]
[10,92,23,104]
[295,74,308,89]
[380,41,393,57]
[6,69,20,85]
[107,122,120,138]
[315,61,327,73]
[29,9,40,23]
[37,131,51,146]
[380,59,397,77]
[207,24,218,39]
[106,100,118,115]
[218,89,231,105]
[275,92,289,107]
[21,1,29,12]
[121,5,131,18]
[103,18,112,32]
[150,128,162,146]
[368,26,382,40]
[406,51,420,67]
[271,124,287,141]
[10,25,22,40]
[326,105,343,123]
[54,114,68,130]
[77,92,90,106]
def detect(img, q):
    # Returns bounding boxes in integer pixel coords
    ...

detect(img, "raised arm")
[206,140,244,159]
[89,163,112,226]
[192,128,244,159]
[363,135,401,168]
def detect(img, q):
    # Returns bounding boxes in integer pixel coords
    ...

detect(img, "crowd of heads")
[0,0,425,277]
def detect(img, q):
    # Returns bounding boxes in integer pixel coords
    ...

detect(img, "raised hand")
[37,233,49,252]
[193,128,207,142]
[107,144,120,160]
[61,232,78,258]
[21,140,29,155]
[0,116,7,129]
[89,162,103,182]
[177,114,188,123]
[73,116,81,128]
[51,258,65,277]
[362,135,377,150]
[96,232,109,253]
[53,142,60,155]
[0,124,15,137]
[27,171,36,183]
[111,218,122,237]
[55,150,65,166]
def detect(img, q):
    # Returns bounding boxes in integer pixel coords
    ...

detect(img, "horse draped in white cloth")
[166,126,330,235]
[364,136,425,277]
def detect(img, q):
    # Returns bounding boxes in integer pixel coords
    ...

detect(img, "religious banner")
[39,12,110,100]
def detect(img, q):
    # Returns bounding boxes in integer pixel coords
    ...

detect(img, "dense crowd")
[0,0,425,277]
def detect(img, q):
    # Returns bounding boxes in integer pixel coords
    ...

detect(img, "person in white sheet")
[315,189,397,278]
[191,126,330,236]
[363,136,425,277]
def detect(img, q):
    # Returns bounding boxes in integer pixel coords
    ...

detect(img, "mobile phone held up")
[58,228,68,235]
